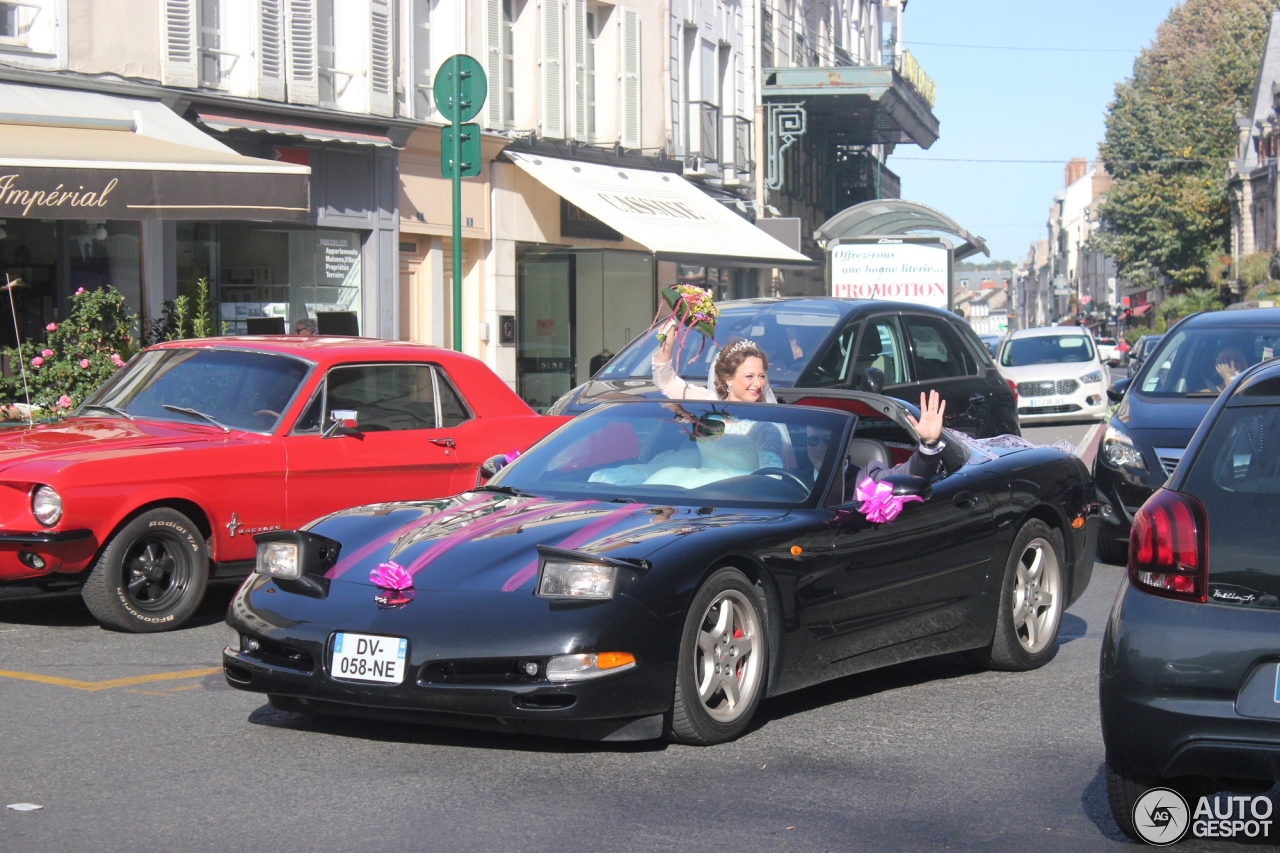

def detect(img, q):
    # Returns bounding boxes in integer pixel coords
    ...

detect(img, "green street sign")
[440,123,482,178]
[432,55,486,124]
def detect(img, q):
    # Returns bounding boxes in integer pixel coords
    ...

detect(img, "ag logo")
[1133,787,1190,845]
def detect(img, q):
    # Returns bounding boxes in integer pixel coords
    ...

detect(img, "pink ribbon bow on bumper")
[369,561,413,591]
[855,476,923,524]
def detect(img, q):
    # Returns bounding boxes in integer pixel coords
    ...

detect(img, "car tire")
[81,508,209,633]
[1105,758,1203,842]
[1096,536,1128,566]
[971,519,1065,672]
[668,567,769,745]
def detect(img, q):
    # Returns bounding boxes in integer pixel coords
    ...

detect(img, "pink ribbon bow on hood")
[369,561,414,590]
[855,476,923,524]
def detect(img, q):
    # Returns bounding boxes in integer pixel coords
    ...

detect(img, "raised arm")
[652,319,714,401]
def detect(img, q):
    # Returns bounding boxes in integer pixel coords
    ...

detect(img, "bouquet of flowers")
[655,284,719,344]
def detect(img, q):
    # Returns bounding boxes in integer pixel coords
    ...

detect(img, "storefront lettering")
[0,174,119,216]
[833,281,947,299]
[596,193,706,221]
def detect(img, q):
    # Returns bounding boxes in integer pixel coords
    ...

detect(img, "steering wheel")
[253,409,281,418]
[751,467,810,491]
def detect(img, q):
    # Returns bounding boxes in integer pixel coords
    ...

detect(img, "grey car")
[1100,356,1280,840]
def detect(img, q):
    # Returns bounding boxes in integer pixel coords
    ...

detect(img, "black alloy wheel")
[82,508,209,633]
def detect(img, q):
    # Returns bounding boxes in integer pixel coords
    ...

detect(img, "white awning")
[507,152,814,267]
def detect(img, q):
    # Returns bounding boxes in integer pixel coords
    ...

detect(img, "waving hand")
[906,390,946,445]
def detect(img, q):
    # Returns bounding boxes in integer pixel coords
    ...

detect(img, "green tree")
[1095,0,1280,287]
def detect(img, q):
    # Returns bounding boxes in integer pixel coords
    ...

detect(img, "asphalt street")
[3,412,1271,852]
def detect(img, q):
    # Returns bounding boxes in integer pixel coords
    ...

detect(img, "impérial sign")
[828,237,951,310]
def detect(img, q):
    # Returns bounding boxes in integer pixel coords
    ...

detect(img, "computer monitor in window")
[317,312,359,336]
[245,317,286,335]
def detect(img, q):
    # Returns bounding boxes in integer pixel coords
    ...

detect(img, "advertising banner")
[827,237,951,310]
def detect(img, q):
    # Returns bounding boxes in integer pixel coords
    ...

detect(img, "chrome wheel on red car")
[81,508,209,633]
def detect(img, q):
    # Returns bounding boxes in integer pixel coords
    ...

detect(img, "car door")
[282,362,464,528]
[901,313,990,435]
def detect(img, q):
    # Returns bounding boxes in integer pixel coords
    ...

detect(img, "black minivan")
[1094,308,1280,563]
[548,298,1020,438]
[1100,357,1280,841]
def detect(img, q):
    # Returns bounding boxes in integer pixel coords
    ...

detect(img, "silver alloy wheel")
[1012,536,1062,654]
[694,588,763,723]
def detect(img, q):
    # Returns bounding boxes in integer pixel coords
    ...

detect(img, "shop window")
[324,364,437,431]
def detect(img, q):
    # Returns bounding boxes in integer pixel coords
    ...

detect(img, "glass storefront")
[0,218,142,346]
[516,245,654,412]
[677,263,758,302]
[176,224,363,335]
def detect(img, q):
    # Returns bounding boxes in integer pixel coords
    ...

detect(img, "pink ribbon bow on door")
[855,476,923,524]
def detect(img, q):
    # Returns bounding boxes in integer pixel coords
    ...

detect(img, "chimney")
[1065,157,1087,188]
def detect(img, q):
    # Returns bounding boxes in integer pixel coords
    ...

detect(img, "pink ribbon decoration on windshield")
[503,448,521,464]
[855,476,923,524]
[370,561,414,591]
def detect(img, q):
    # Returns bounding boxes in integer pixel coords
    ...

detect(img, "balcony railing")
[687,100,720,163]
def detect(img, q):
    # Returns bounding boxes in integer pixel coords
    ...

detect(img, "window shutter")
[541,0,565,139]
[285,0,319,105]
[369,0,394,116]
[484,0,503,128]
[160,0,199,88]
[570,0,587,141]
[620,6,641,149]
[258,0,286,101]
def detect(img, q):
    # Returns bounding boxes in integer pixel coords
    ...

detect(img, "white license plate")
[330,632,408,684]
[1026,396,1069,408]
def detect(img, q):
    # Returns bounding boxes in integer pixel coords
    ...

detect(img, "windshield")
[490,401,849,507]
[596,302,846,387]
[1136,325,1280,398]
[79,348,310,432]
[1000,334,1096,367]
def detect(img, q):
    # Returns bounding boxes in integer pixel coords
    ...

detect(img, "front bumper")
[0,528,97,582]
[1093,452,1162,550]
[224,575,680,741]
[1016,387,1108,424]
[1100,579,1280,781]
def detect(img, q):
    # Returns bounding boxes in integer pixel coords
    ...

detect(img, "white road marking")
[1078,422,1103,461]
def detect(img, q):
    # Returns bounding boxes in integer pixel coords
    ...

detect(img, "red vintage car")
[0,337,566,632]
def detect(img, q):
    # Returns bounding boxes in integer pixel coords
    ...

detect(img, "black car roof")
[1178,307,1280,327]
[1229,357,1280,402]
[717,296,962,321]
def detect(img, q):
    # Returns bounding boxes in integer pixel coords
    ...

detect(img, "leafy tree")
[1160,287,1225,322]
[1096,0,1280,287]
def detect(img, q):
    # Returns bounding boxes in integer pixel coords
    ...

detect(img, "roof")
[813,200,990,262]
[1180,308,1280,326]
[715,296,967,320]
[1007,326,1094,340]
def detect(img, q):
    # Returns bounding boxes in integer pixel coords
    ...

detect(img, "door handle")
[953,491,978,509]
[968,394,988,405]
[428,437,456,448]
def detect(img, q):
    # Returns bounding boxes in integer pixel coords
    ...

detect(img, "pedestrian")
[294,317,317,336]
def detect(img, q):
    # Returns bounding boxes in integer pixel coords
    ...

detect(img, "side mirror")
[1106,378,1131,403]
[476,453,510,487]
[861,366,885,395]
[323,409,359,438]
[879,474,932,501]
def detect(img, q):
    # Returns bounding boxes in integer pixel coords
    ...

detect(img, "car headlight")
[1103,424,1147,471]
[257,541,300,579]
[1080,370,1103,384]
[537,559,617,599]
[546,652,636,682]
[31,485,62,527]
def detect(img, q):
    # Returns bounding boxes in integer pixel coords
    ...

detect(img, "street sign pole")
[450,68,464,351]
[433,55,487,353]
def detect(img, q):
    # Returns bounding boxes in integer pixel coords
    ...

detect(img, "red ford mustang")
[0,337,566,632]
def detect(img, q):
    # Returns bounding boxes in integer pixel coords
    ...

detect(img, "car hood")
[998,362,1100,381]
[1118,394,1214,445]
[0,417,238,473]
[312,492,790,592]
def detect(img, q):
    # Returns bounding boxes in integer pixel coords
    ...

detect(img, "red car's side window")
[435,368,473,428]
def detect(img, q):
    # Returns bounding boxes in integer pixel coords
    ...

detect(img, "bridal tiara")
[721,339,759,358]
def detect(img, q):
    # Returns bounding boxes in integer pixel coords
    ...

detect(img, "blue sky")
[887,0,1180,265]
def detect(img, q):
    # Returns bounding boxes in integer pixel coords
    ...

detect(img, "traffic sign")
[441,124,482,178]
[433,55,486,124]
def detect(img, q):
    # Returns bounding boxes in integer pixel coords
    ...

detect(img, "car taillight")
[1007,379,1018,402]
[1129,489,1207,602]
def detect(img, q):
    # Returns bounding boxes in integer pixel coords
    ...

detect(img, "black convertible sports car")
[224,393,1098,744]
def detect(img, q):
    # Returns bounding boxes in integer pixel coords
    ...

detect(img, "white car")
[1095,337,1120,365]
[998,327,1109,424]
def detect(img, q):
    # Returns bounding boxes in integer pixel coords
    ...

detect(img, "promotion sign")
[827,237,951,310]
